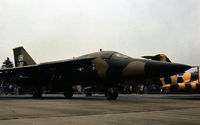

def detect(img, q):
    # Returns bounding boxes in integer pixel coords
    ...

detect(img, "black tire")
[64,89,73,99]
[32,88,42,98]
[86,92,92,97]
[105,88,118,100]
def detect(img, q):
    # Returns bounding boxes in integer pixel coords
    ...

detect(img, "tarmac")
[0,94,200,125]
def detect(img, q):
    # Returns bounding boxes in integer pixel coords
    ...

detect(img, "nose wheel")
[105,88,118,100]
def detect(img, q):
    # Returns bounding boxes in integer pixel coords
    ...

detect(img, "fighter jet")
[0,47,191,100]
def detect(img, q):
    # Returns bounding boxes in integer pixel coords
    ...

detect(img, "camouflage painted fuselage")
[0,50,191,92]
[73,51,191,82]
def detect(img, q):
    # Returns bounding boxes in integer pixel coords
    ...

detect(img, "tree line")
[1,57,13,69]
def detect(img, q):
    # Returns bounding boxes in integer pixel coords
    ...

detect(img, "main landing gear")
[84,86,92,97]
[64,88,73,99]
[32,88,42,98]
[105,88,119,100]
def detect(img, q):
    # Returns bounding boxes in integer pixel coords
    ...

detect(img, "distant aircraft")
[161,67,200,92]
[161,79,200,92]
[0,47,191,99]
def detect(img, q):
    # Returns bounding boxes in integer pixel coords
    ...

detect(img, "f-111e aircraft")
[0,47,191,100]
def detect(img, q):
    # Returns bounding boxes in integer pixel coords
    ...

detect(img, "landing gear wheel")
[105,88,118,100]
[32,88,42,98]
[64,89,73,99]
[84,86,92,97]
[86,92,92,97]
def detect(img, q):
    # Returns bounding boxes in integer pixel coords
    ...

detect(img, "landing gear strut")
[105,88,118,100]
[84,87,92,97]
[64,88,73,99]
[86,92,92,97]
[32,88,42,98]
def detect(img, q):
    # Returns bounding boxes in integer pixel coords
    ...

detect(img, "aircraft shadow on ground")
[0,95,106,101]
[1,95,200,101]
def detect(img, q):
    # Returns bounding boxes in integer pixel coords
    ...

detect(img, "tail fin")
[13,46,36,67]
[142,54,171,62]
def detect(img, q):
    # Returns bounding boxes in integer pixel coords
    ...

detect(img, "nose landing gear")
[105,88,118,100]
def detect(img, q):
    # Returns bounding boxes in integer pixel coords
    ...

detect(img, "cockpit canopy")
[101,51,129,60]
[78,51,130,61]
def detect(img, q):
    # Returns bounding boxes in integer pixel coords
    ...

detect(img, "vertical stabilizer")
[142,54,171,62]
[13,46,36,67]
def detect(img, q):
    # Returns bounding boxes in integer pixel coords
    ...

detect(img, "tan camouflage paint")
[122,61,145,77]
[86,52,109,78]
[92,58,109,78]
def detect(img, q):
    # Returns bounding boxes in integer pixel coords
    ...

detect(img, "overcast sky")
[0,0,200,68]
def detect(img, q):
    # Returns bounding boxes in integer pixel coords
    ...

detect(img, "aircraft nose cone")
[145,61,191,78]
